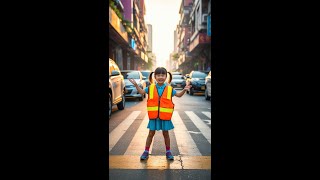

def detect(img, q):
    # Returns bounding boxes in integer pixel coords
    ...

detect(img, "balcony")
[189,32,211,52]
[109,7,128,43]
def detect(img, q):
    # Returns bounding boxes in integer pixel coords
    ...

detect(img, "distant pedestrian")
[128,67,192,160]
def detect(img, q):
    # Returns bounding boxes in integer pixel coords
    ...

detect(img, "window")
[173,75,183,79]
[192,71,207,78]
[141,71,151,78]
[122,71,140,79]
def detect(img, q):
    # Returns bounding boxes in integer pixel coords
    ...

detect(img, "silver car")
[170,74,186,89]
[121,70,147,101]
[141,70,151,87]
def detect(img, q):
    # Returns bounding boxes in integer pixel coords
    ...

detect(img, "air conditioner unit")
[202,14,208,24]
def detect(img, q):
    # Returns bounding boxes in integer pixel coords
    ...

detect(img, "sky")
[144,0,181,67]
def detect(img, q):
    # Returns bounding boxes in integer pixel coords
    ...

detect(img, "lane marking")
[172,111,202,156]
[185,111,211,144]
[124,114,154,155]
[109,155,211,169]
[109,111,141,152]
[203,120,211,125]
[188,131,202,134]
[202,112,211,119]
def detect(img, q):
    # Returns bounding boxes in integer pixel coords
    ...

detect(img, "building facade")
[175,0,194,75]
[109,0,149,71]
[188,0,211,72]
[172,0,212,75]
[147,24,152,52]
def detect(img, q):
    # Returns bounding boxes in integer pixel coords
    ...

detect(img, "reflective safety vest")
[147,84,174,120]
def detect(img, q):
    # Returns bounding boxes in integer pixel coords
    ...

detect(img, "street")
[109,90,212,179]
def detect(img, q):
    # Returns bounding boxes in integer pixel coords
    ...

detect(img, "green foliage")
[171,53,179,61]
[109,0,123,20]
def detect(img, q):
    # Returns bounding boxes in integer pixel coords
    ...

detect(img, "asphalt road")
[109,89,212,179]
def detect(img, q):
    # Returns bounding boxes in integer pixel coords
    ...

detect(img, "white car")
[109,59,126,118]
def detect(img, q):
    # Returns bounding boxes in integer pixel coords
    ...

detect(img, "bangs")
[154,67,167,75]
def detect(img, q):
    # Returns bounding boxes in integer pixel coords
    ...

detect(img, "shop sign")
[207,15,211,36]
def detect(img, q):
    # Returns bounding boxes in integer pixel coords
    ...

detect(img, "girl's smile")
[155,74,167,83]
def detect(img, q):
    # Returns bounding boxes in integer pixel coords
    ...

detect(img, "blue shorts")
[147,118,174,131]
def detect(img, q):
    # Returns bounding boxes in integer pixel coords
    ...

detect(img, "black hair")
[148,67,172,84]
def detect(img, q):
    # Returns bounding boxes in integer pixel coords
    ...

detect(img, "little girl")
[128,67,191,160]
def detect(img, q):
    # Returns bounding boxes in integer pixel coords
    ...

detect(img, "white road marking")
[124,114,154,155]
[188,131,202,134]
[172,111,202,156]
[185,111,211,144]
[202,112,211,119]
[203,120,211,125]
[109,111,141,152]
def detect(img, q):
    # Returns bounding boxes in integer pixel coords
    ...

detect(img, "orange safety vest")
[147,84,174,120]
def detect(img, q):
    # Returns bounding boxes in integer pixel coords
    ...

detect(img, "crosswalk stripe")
[109,111,141,152]
[185,111,211,144]
[109,155,211,169]
[202,111,211,119]
[172,111,202,156]
[124,114,154,155]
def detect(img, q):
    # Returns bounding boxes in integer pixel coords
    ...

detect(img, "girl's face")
[155,73,167,84]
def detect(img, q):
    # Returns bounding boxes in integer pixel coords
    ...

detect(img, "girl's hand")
[128,78,137,86]
[184,81,192,90]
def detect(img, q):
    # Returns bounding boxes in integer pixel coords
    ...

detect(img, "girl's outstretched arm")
[128,78,146,95]
[175,82,192,97]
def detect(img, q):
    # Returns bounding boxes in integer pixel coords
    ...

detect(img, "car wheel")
[205,89,210,100]
[109,93,112,119]
[117,94,125,110]
[189,88,194,95]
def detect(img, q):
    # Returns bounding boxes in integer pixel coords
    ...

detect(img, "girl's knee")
[162,131,169,137]
[148,130,155,137]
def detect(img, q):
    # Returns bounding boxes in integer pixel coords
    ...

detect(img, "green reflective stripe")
[149,84,155,99]
[147,106,158,111]
[167,86,172,99]
[160,107,174,113]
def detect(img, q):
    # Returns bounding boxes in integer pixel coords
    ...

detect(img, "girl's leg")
[145,130,156,149]
[163,130,174,160]
[141,130,155,160]
[162,130,170,150]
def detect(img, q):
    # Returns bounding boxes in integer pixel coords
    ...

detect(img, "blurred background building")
[146,24,157,71]
[109,0,218,74]
[170,0,213,75]
[109,0,155,71]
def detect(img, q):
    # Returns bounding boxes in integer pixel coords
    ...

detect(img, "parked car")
[121,70,147,101]
[166,72,181,83]
[140,70,152,87]
[205,71,211,100]
[108,58,126,118]
[171,72,182,75]
[186,71,207,95]
[170,74,186,89]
